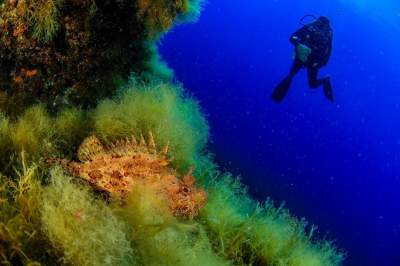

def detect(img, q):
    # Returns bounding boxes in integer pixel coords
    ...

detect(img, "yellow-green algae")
[115,182,229,266]
[0,81,208,173]
[0,0,344,265]
[41,168,136,266]
[93,81,209,172]
[0,156,58,265]
[0,80,344,265]
[201,175,343,265]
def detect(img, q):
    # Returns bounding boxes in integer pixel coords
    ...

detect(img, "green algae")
[115,182,229,266]
[93,81,209,172]
[201,174,344,265]
[0,81,208,173]
[0,80,344,266]
[41,168,136,266]
[0,157,58,265]
[0,0,344,265]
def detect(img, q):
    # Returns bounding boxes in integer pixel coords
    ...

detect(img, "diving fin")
[272,77,292,103]
[323,78,334,102]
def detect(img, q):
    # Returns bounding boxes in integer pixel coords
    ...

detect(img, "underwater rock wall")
[0,1,345,265]
[0,0,200,113]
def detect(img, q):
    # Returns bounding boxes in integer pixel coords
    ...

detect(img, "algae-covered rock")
[0,1,345,265]
[0,0,201,113]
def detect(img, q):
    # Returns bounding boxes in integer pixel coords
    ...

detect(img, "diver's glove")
[296,44,312,63]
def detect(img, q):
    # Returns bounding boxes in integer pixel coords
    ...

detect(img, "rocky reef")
[0,0,200,113]
[0,0,345,265]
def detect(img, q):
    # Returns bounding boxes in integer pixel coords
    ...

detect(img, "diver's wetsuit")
[272,17,334,102]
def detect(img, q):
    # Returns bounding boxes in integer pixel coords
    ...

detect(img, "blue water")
[160,1,400,265]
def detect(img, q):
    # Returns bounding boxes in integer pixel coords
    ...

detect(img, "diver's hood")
[300,15,330,27]
[317,16,330,26]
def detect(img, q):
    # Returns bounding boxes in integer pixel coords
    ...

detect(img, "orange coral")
[56,134,207,219]
[12,24,27,38]
[12,75,23,85]
[11,68,39,86]
[25,69,38,77]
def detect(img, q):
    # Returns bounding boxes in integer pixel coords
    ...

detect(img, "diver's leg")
[289,58,303,77]
[307,67,334,101]
[323,77,334,102]
[271,59,303,102]
[307,67,322,88]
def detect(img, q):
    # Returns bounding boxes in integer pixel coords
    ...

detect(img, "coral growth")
[55,135,207,219]
[0,0,200,112]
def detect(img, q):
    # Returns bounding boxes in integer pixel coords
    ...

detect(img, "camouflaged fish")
[51,133,207,219]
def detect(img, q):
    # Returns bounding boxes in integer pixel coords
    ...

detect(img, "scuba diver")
[272,15,334,102]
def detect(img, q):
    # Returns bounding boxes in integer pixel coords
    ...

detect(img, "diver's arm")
[290,35,300,45]
[290,26,312,63]
[290,26,308,46]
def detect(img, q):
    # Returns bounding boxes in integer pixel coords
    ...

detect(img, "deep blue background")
[159,1,400,265]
